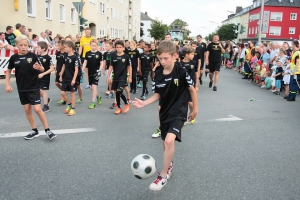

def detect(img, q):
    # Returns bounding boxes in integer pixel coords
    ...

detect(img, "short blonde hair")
[15,35,29,44]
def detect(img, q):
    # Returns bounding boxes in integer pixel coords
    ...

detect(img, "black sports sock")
[32,128,38,133]
[120,93,128,104]
[116,91,121,108]
[142,80,147,95]
[45,128,50,132]
[68,103,71,106]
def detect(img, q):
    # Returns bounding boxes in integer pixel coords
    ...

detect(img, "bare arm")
[81,60,88,71]
[78,46,83,57]
[72,67,78,85]
[5,69,12,93]
[133,93,160,109]
[188,86,198,120]
[106,66,113,84]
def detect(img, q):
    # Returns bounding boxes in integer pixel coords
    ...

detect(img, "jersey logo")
[43,59,46,63]
[191,65,194,69]
[122,59,125,62]
[27,58,32,63]
[147,57,150,59]
[174,79,179,86]
[69,59,72,63]
[96,55,99,59]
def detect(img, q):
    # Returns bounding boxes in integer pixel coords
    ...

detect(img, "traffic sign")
[255,34,266,38]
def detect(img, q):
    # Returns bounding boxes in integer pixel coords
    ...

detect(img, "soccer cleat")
[42,105,50,113]
[57,100,66,105]
[24,131,39,140]
[115,108,122,115]
[209,82,213,88]
[166,161,173,179]
[45,130,56,141]
[89,102,96,109]
[152,129,161,138]
[64,106,71,114]
[47,98,51,106]
[77,98,83,103]
[110,103,117,109]
[68,109,76,116]
[107,92,114,98]
[190,119,196,124]
[123,104,130,113]
[213,86,217,91]
[140,95,146,100]
[149,175,167,191]
[97,95,102,105]
[137,83,142,88]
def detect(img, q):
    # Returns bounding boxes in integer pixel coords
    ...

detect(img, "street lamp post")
[258,0,265,43]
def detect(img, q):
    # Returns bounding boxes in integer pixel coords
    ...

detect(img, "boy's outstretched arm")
[133,93,160,109]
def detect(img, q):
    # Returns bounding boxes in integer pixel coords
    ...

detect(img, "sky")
[141,0,253,37]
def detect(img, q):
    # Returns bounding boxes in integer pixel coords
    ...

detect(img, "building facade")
[140,12,153,42]
[0,0,141,40]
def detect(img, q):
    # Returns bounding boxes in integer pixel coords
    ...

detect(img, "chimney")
[145,12,148,16]
[236,6,242,13]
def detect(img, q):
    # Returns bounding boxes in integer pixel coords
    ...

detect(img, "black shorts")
[18,90,41,105]
[112,81,127,91]
[200,59,204,70]
[239,58,244,62]
[88,75,99,86]
[142,71,149,81]
[61,81,78,92]
[160,119,184,142]
[55,74,61,83]
[209,61,221,73]
[77,75,81,85]
[39,81,50,90]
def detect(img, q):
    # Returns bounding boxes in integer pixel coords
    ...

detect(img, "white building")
[141,12,154,42]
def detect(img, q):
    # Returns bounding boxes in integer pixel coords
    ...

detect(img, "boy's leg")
[214,71,219,87]
[41,90,49,105]
[125,86,130,100]
[23,104,37,129]
[70,91,76,108]
[61,91,71,104]
[33,104,49,129]
[77,85,83,100]
[91,84,98,102]
[160,133,176,177]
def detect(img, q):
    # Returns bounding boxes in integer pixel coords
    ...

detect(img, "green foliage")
[148,20,168,40]
[216,23,238,41]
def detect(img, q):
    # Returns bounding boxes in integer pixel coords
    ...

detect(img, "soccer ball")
[131,154,156,180]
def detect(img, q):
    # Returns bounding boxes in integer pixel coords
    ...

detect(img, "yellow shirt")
[13,30,22,37]
[80,36,95,58]
[260,68,266,76]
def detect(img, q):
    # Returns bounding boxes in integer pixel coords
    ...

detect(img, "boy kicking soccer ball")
[5,35,56,140]
[133,41,198,191]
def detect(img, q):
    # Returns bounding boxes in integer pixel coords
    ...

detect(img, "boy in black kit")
[191,41,201,86]
[55,40,67,105]
[102,41,115,98]
[138,43,153,100]
[133,40,198,191]
[37,41,54,112]
[59,41,80,116]
[106,40,132,115]
[5,35,56,140]
[127,41,140,94]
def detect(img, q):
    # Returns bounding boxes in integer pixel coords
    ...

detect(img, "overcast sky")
[141,0,253,37]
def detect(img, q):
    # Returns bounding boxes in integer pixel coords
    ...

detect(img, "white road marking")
[212,115,243,122]
[0,128,97,138]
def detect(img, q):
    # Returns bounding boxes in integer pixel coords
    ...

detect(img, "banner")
[262,11,270,34]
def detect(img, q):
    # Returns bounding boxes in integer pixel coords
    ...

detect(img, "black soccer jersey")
[56,51,67,73]
[103,51,115,69]
[38,54,53,82]
[75,42,80,52]
[139,53,153,72]
[127,49,140,68]
[206,42,223,62]
[196,42,207,59]
[149,49,157,62]
[193,51,201,67]
[62,54,80,81]
[180,60,197,84]
[85,51,103,76]
[8,52,42,92]
[110,53,131,81]
[153,62,194,123]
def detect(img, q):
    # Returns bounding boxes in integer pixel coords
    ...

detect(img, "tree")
[216,23,238,41]
[148,20,168,40]
[140,22,144,38]
[205,32,216,41]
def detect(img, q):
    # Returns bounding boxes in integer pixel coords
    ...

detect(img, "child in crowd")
[253,60,262,85]
[258,62,268,87]
[55,40,67,105]
[102,41,115,98]
[127,41,140,94]
[283,56,291,98]
[273,59,283,95]
[261,72,272,89]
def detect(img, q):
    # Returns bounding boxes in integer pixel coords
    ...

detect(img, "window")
[59,4,65,22]
[255,26,258,34]
[100,25,105,36]
[290,13,297,20]
[252,27,254,34]
[115,28,118,37]
[27,0,36,17]
[71,8,76,24]
[269,26,281,35]
[45,0,52,20]
[111,8,113,17]
[289,27,296,34]
[100,2,105,14]
[270,12,283,21]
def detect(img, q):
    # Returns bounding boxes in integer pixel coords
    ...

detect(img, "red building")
[247,0,300,42]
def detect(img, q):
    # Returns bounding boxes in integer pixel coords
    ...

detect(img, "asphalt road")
[0,68,299,200]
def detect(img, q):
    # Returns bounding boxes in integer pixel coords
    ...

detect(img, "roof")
[141,12,153,21]
[265,0,300,7]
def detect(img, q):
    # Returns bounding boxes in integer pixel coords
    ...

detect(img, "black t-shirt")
[139,53,153,71]
[103,51,115,69]
[62,54,80,81]
[74,51,82,76]
[8,52,41,91]
[85,51,103,76]
[75,42,80,52]
[196,42,207,59]
[149,49,157,62]
[275,66,283,80]
[38,54,53,82]
[56,51,67,73]
[110,53,131,81]
[180,60,197,84]
[127,49,140,68]
[154,62,194,123]
[5,33,16,46]
[193,51,201,67]
[207,42,223,62]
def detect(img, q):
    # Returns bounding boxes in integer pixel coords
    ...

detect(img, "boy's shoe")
[107,92,114,98]
[24,131,39,140]
[145,90,149,95]
[115,108,122,115]
[209,82,213,88]
[190,119,196,124]
[42,105,50,113]
[64,106,71,114]
[137,83,142,88]
[85,85,90,89]
[283,96,288,99]
[140,95,146,100]
[133,90,138,94]
[57,100,66,105]
[77,98,83,103]
[45,130,56,141]
[213,86,217,91]
[89,102,96,109]
[47,98,51,106]
[260,86,266,88]
[274,91,280,95]
[199,78,203,85]
[110,103,117,109]
[166,161,173,179]
[123,104,130,113]
[149,175,167,191]
[68,109,76,116]
[97,95,102,105]
[152,129,161,138]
